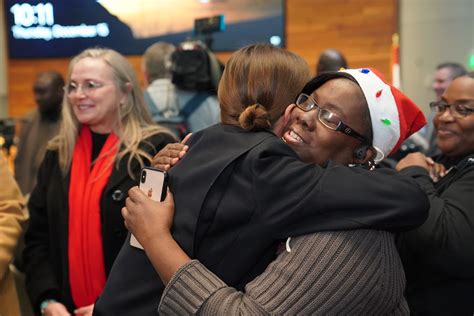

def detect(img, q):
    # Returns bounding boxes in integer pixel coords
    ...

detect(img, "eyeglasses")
[64,80,106,96]
[295,93,371,144]
[430,101,474,118]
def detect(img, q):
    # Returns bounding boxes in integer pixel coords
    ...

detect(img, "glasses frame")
[295,93,371,144]
[63,80,106,97]
[429,101,474,118]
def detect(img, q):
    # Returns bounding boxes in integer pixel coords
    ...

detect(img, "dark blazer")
[94,124,429,316]
[398,153,474,315]
[23,132,175,314]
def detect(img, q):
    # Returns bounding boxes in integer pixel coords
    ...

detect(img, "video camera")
[170,15,225,92]
[171,40,214,91]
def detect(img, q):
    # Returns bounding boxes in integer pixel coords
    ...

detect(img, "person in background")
[316,48,348,75]
[432,63,467,101]
[396,72,474,315]
[0,151,26,316]
[425,62,467,156]
[142,41,221,139]
[23,48,176,316]
[391,63,468,162]
[124,68,427,315]
[13,72,65,316]
[15,71,64,195]
[142,42,179,123]
[94,45,427,316]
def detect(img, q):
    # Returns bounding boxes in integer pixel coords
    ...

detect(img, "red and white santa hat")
[339,68,426,162]
[302,68,426,163]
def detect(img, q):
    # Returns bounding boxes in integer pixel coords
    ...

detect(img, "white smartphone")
[130,167,168,249]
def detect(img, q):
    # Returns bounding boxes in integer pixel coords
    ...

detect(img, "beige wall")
[400,0,474,113]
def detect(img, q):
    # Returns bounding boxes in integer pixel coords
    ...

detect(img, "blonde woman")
[23,48,176,316]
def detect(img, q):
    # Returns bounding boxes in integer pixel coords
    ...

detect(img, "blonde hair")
[219,44,311,131]
[49,47,175,177]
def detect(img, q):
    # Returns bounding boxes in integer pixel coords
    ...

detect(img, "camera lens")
[141,170,147,183]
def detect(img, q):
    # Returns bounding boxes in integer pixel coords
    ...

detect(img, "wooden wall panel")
[7,0,397,118]
[286,0,397,75]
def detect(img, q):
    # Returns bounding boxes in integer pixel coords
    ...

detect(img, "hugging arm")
[125,193,409,315]
[153,138,429,235]
[158,231,409,315]
[252,140,430,238]
[398,165,474,277]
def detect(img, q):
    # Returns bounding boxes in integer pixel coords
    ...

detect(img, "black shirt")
[398,153,474,315]
[91,131,109,162]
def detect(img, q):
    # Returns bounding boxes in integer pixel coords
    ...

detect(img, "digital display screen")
[4,0,285,58]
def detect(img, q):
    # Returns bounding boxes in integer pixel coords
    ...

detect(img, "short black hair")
[36,71,65,89]
[316,49,348,75]
[436,62,467,79]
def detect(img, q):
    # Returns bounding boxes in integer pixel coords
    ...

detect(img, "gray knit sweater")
[159,230,409,315]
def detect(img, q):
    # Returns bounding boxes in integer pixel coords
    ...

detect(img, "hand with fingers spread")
[152,133,192,171]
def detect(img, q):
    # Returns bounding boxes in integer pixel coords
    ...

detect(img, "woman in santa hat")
[123,67,427,315]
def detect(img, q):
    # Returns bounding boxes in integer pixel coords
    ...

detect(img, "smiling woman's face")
[282,78,369,166]
[435,76,474,159]
[68,57,126,134]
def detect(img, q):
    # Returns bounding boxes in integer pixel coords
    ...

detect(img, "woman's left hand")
[122,187,176,248]
[74,304,94,316]
[425,157,447,182]
[396,152,447,182]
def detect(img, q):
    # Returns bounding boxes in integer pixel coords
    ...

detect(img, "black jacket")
[398,153,474,316]
[94,124,429,316]
[23,132,175,314]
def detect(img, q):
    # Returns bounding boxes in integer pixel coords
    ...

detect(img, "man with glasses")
[396,72,474,315]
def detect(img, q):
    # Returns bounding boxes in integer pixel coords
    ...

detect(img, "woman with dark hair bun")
[218,44,310,132]
[94,45,428,315]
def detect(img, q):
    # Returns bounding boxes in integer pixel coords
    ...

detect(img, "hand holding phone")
[129,167,168,249]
